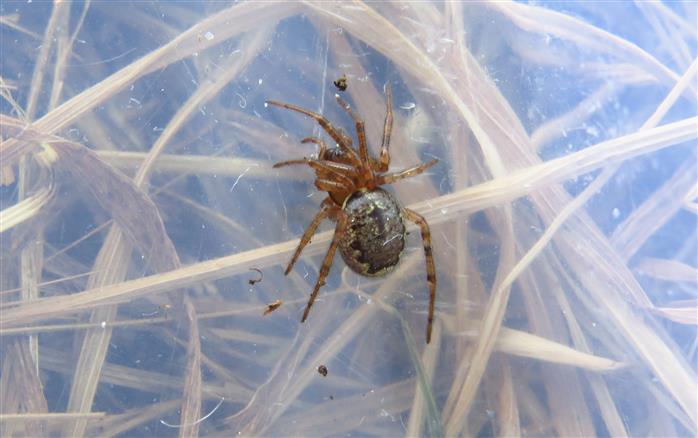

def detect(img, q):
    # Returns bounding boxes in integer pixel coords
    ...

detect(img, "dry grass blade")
[413,116,697,225]
[88,26,275,437]
[47,1,91,111]
[562,233,697,426]
[0,13,40,39]
[636,258,698,284]
[0,339,49,437]
[0,183,54,233]
[24,1,70,119]
[0,236,298,327]
[611,159,697,261]
[178,301,203,438]
[63,230,131,437]
[0,79,27,122]
[406,321,441,437]
[389,309,441,437]
[495,360,520,437]
[530,82,622,151]
[441,106,686,431]
[0,120,43,173]
[89,399,180,437]
[546,255,629,436]
[490,2,692,93]
[14,2,299,137]
[134,26,273,187]
[495,327,624,371]
[37,346,247,402]
[97,151,268,179]
[0,412,105,423]
[651,303,698,326]
[50,139,178,273]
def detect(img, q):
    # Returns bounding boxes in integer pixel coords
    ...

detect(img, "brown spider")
[267,85,437,343]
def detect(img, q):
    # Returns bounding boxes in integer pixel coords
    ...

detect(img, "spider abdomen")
[339,188,406,277]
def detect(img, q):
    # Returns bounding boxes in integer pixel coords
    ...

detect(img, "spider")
[267,85,437,343]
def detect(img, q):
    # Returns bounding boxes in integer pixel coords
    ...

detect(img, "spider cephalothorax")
[268,85,437,343]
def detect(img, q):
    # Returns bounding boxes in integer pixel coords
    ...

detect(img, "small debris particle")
[160,396,224,428]
[203,31,215,41]
[248,267,263,285]
[333,74,348,92]
[318,365,328,377]
[263,300,283,316]
[141,303,171,318]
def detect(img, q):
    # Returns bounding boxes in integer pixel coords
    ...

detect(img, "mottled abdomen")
[339,188,406,276]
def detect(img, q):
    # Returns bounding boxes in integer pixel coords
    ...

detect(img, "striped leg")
[402,208,437,343]
[377,159,438,185]
[266,100,362,167]
[274,158,356,187]
[301,210,349,322]
[301,137,327,158]
[378,84,393,172]
[335,95,369,167]
[315,179,351,193]
[284,197,335,275]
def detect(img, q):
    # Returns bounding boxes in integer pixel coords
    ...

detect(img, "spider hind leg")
[402,207,436,343]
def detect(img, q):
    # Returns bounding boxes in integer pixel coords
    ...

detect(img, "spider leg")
[274,158,356,174]
[378,84,393,172]
[274,159,355,187]
[377,159,438,185]
[284,197,334,275]
[301,209,349,322]
[301,137,327,158]
[337,128,355,151]
[315,179,352,193]
[335,95,370,168]
[273,159,309,167]
[266,100,362,166]
[310,159,360,176]
[401,208,436,344]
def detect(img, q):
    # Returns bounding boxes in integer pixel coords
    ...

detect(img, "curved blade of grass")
[387,306,443,437]
[0,183,54,233]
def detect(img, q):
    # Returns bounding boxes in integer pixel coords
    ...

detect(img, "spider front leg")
[401,208,437,343]
[335,95,369,167]
[301,210,349,322]
[266,100,362,167]
[274,158,356,187]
